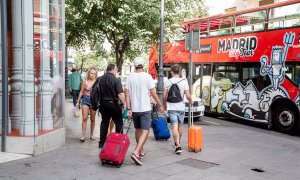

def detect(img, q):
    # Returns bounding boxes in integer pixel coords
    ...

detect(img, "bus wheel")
[274,106,297,134]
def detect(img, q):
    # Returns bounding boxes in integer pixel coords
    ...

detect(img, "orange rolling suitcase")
[188,104,203,152]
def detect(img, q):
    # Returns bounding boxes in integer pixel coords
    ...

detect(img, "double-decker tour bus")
[148,0,300,134]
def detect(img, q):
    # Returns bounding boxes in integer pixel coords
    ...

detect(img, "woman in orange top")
[76,67,98,142]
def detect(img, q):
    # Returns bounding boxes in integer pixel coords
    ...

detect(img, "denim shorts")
[81,95,91,107]
[168,110,185,125]
[132,111,152,130]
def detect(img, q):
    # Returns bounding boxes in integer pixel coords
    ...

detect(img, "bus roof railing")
[182,0,300,29]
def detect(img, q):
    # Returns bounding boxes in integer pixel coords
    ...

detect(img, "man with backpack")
[163,64,192,154]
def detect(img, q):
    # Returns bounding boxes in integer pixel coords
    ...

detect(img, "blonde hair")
[86,67,98,80]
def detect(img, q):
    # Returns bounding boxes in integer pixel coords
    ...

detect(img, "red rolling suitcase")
[99,132,130,168]
[99,116,132,168]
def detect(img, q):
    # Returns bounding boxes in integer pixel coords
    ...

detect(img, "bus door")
[196,63,213,112]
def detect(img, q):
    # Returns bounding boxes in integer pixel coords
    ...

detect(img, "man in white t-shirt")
[125,57,164,166]
[163,64,192,154]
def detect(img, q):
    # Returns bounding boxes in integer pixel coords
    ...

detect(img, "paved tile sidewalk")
[0,152,31,164]
[0,98,300,180]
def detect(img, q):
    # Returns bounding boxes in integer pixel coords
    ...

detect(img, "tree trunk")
[116,53,124,76]
[115,46,124,75]
[114,38,129,76]
[80,56,84,74]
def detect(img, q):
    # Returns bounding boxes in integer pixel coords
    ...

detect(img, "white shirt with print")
[125,72,155,112]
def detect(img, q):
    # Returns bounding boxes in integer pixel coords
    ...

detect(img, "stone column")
[61,0,66,120]
[0,13,2,132]
[38,1,53,130]
[0,9,2,132]
[11,0,37,135]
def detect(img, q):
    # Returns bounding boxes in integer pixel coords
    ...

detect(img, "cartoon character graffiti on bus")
[221,80,287,120]
[260,32,295,90]
[211,78,233,112]
[221,32,295,121]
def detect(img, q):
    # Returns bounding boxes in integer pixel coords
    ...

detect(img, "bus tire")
[273,105,298,134]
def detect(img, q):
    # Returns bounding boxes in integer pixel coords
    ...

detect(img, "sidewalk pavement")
[0,152,30,164]
[0,98,300,179]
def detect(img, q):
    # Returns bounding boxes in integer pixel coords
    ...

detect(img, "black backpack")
[167,79,185,103]
[90,76,101,111]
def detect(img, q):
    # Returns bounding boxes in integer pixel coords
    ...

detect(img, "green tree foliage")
[74,51,107,74]
[66,0,206,73]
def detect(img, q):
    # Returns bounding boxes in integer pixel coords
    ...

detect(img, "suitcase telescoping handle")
[152,104,159,119]
[152,104,166,119]
[189,103,194,126]
[122,108,133,135]
[122,117,133,135]
[152,104,168,122]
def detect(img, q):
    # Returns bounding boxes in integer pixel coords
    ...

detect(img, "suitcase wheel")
[115,160,123,168]
[194,149,201,153]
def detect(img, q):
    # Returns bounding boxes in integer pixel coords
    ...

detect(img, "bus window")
[213,72,225,81]
[235,10,266,34]
[203,65,212,76]
[195,66,201,76]
[242,67,259,84]
[297,66,300,88]
[241,64,271,91]
[268,2,300,30]
[209,17,233,37]
[200,32,208,38]
[285,63,300,87]
[213,64,239,84]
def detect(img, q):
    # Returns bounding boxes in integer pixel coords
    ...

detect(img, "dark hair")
[106,64,116,72]
[170,64,180,74]
[135,66,143,70]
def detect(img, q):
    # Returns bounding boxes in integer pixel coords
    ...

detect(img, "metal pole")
[157,0,164,109]
[188,50,193,127]
[188,31,193,128]
[1,0,8,152]
[199,63,203,99]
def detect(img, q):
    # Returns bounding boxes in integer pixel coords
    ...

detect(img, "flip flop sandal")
[90,136,96,140]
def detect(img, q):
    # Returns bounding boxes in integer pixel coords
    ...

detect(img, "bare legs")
[90,109,96,140]
[172,124,183,147]
[80,105,96,141]
[108,119,115,133]
[133,129,149,156]
[178,125,183,145]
